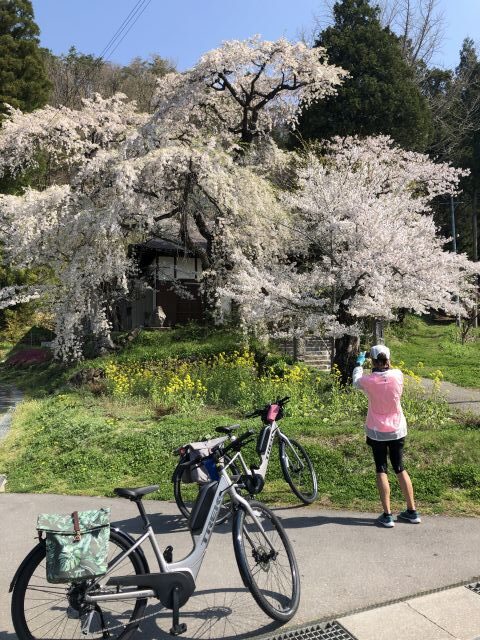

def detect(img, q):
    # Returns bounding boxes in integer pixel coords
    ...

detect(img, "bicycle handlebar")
[177,428,256,469]
[219,428,256,457]
[245,396,290,419]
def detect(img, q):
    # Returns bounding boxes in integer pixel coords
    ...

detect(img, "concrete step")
[300,360,331,368]
[302,351,330,355]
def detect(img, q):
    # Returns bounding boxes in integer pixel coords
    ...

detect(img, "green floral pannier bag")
[37,508,110,583]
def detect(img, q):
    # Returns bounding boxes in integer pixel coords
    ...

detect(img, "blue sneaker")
[398,509,421,524]
[376,513,395,528]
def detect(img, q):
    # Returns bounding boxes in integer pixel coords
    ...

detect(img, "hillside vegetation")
[386,315,480,389]
[0,321,479,515]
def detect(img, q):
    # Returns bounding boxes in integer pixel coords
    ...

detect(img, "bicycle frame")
[229,420,303,482]
[85,462,275,608]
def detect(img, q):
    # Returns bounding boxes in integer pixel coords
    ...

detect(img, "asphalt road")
[421,378,480,416]
[2,493,480,639]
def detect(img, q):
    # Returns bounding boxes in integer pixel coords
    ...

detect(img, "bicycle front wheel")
[280,437,318,504]
[173,454,238,525]
[11,530,147,640]
[233,501,300,622]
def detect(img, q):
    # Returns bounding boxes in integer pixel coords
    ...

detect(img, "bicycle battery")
[256,426,271,455]
[189,481,218,535]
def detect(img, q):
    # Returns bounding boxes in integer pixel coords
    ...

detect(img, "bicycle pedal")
[163,545,173,563]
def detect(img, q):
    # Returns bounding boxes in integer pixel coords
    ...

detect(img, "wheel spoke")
[12,533,147,640]
[281,438,317,503]
[233,501,299,621]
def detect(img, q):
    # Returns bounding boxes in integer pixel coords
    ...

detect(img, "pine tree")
[298,0,431,150]
[0,0,50,117]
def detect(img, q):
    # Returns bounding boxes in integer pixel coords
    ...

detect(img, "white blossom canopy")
[0,37,345,360]
[223,136,480,338]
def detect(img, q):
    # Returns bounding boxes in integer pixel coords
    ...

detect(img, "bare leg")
[376,472,391,513]
[396,470,416,511]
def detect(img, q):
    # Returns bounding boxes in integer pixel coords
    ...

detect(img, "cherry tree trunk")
[333,333,360,385]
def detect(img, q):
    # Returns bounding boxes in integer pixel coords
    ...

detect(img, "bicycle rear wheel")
[11,530,147,640]
[173,454,238,525]
[280,437,318,504]
[232,501,300,622]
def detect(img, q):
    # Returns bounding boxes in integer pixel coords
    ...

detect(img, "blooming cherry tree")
[152,36,347,145]
[0,37,345,360]
[223,136,480,377]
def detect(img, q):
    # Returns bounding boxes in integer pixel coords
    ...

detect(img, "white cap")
[370,344,390,360]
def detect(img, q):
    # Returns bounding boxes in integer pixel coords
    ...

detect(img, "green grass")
[1,322,480,515]
[385,315,480,388]
[0,325,256,396]
[112,325,248,363]
[0,340,14,362]
[1,390,479,515]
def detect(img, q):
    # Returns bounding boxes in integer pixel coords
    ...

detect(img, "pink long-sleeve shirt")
[352,366,407,441]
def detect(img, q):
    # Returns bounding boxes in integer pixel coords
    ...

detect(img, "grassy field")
[0,321,479,515]
[385,315,480,389]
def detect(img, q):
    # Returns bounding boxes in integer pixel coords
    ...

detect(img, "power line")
[102,0,152,61]
[98,0,148,60]
[46,0,152,125]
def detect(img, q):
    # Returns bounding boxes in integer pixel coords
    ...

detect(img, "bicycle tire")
[232,500,300,622]
[11,529,147,640]
[280,437,318,504]
[173,453,238,525]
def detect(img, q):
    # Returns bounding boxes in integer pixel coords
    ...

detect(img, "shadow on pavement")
[112,510,190,535]
[112,502,375,539]
[282,513,374,529]
[111,587,281,640]
[112,511,234,536]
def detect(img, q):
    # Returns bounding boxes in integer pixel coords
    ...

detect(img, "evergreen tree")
[452,39,480,262]
[298,0,431,150]
[0,0,50,335]
[0,0,50,117]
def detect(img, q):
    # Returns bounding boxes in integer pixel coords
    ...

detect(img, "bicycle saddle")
[215,424,241,434]
[114,485,159,499]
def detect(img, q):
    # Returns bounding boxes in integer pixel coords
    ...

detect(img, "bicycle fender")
[111,527,150,574]
[9,540,45,593]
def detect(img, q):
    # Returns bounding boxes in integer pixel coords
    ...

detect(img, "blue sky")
[32,0,480,71]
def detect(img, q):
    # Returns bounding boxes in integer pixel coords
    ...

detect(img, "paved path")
[0,385,22,441]
[421,378,480,416]
[1,494,480,639]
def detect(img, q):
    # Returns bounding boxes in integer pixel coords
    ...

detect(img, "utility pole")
[451,195,461,326]
[473,188,478,328]
[450,194,457,253]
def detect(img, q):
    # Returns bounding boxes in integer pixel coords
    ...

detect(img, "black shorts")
[366,436,405,474]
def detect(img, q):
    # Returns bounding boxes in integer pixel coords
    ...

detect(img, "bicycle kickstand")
[170,586,187,636]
